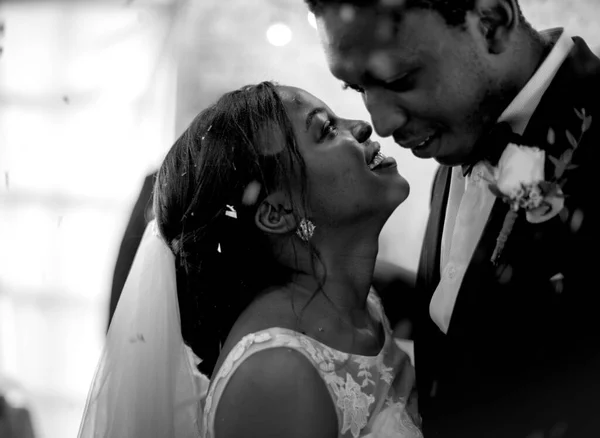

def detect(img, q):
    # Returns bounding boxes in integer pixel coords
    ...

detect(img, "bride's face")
[277,86,409,227]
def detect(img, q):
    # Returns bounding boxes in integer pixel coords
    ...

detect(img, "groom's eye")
[384,71,416,93]
[341,82,365,94]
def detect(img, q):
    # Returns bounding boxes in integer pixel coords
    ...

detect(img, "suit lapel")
[417,165,452,296]
[522,36,600,163]
[447,35,600,334]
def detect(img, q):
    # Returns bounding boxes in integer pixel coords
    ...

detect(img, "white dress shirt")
[429,29,575,334]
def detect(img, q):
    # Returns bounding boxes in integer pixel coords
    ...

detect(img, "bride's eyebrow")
[305,107,328,132]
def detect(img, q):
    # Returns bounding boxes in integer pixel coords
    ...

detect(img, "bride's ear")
[254,191,297,235]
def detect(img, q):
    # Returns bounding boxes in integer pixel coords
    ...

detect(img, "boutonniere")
[487,108,592,265]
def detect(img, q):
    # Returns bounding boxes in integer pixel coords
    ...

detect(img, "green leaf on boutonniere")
[565,130,578,148]
[575,108,585,120]
[547,127,556,145]
[551,159,567,179]
[561,148,573,164]
[583,115,592,133]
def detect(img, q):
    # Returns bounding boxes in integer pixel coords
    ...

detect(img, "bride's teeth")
[368,151,386,170]
[417,136,431,148]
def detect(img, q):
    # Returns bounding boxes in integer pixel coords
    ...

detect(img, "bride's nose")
[352,121,373,144]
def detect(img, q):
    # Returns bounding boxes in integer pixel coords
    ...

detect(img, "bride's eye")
[321,120,338,140]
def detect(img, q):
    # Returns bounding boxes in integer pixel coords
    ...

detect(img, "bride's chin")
[385,179,411,209]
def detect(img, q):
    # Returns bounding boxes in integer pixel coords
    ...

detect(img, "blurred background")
[0,0,598,436]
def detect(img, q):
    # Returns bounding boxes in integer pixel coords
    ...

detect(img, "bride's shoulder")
[207,288,337,438]
[212,287,297,374]
[211,344,337,438]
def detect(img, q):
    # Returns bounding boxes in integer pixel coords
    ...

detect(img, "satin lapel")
[417,166,452,295]
[522,37,600,165]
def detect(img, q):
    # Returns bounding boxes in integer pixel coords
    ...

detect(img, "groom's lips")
[394,131,439,155]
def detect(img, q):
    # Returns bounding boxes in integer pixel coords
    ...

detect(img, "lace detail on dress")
[363,398,424,438]
[202,290,422,438]
[334,373,376,437]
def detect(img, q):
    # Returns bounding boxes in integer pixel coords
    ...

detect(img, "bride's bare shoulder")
[212,345,337,438]
[212,287,299,373]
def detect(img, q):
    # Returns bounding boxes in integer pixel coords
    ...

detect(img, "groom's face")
[316,6,502,166]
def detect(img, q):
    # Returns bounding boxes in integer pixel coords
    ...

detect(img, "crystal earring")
[296,218,316,242]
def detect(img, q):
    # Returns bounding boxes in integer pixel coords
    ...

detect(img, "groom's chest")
[448,195,573,336]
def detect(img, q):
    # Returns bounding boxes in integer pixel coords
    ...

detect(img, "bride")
[78,81,421,438]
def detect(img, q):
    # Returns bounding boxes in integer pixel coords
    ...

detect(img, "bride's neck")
[291,236,379,313]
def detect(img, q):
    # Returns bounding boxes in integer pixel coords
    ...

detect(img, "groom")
[306,0,600,437]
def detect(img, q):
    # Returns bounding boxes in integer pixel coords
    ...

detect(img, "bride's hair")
[153,81,313,376]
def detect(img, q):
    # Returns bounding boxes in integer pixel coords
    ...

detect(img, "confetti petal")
[242,181,261,206]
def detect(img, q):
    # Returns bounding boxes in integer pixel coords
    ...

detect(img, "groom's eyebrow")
[305,107,328,131]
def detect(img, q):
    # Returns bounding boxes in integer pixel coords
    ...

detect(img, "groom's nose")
[363,89,408,138]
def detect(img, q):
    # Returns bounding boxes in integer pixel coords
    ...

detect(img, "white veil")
[78,220,210,438]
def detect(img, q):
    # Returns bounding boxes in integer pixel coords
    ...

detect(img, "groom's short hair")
[305,0,525,28]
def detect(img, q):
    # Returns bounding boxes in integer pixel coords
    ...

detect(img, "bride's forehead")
[278,86,322,109]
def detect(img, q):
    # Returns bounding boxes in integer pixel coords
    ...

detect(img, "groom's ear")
[254,191,297,236]
[473,0,521,54]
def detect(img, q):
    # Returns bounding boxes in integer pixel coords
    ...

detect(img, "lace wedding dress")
[201,291,423,438]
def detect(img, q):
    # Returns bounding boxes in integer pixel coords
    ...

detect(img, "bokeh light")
[266,22,292,47]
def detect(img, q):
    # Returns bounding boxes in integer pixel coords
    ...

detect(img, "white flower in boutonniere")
[487,107,592,265]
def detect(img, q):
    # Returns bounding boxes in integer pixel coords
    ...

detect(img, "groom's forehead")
[319,6,402,52]
[317,5,443,68]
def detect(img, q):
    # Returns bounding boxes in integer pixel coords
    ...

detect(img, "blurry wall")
[0,1,178,437]
[0,1,598,438]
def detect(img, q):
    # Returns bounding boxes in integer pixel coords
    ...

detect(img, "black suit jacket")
[416,35,600,438]
[107,172,157,330]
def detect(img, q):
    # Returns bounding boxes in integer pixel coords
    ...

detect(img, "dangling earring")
[296,218,315,242]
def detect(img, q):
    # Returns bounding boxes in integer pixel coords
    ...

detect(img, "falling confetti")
[547,127,555,145]
[570,209,584,233]
[496,264,514,284]
[242,181,261,206]
[129,333,145,343]
[379,0,407,7]
[225,205,237,219]
[339,4,356,22]
[375,18,394,42]
[368,51,396,80]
